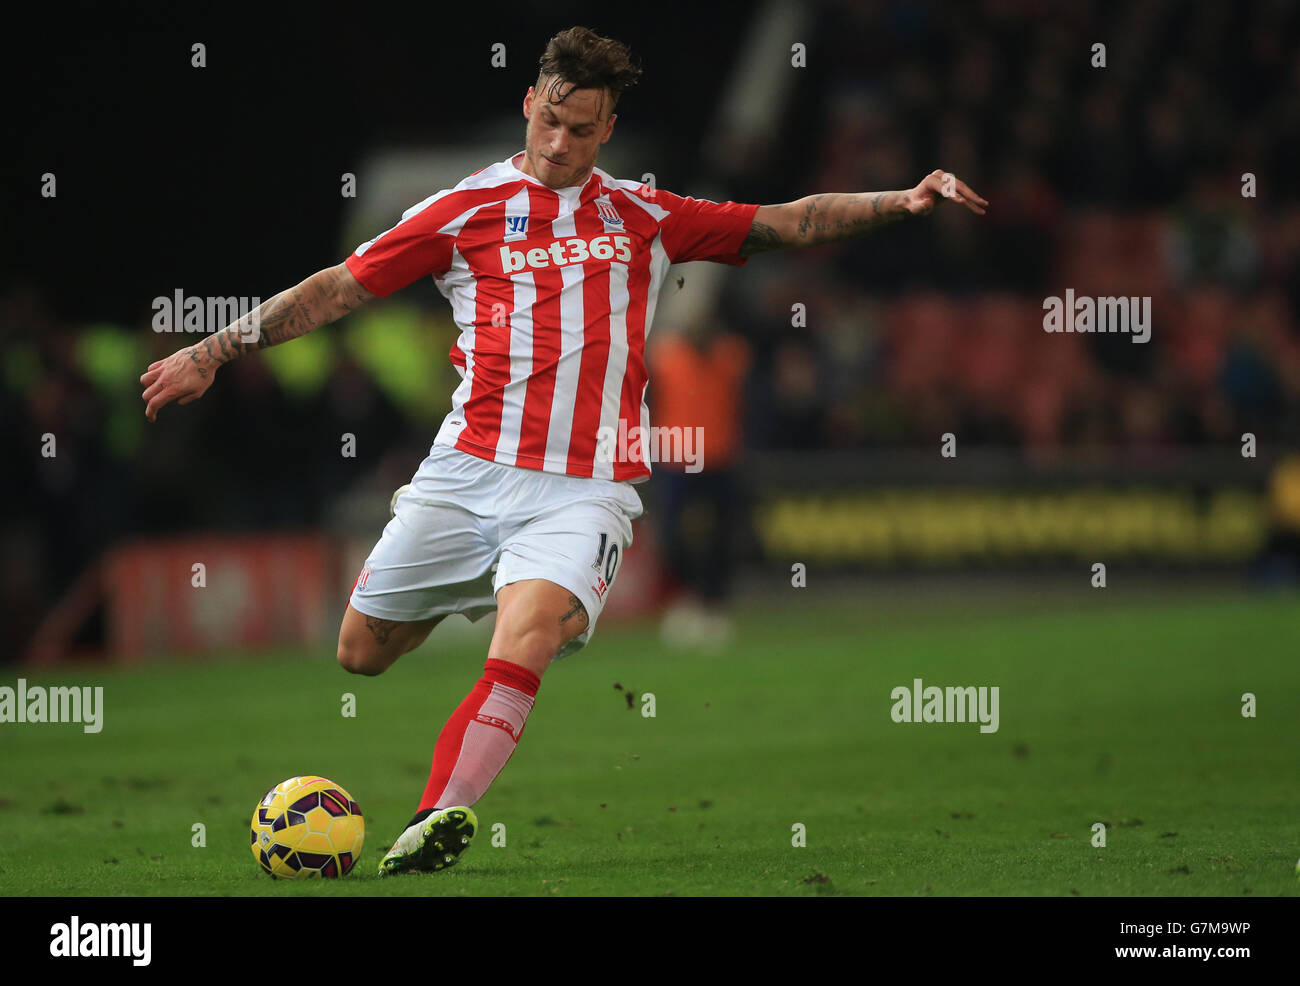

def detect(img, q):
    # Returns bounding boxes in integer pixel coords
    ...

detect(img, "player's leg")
[335,604,446,676]
[338,451,500,678]
[414,579,585,806]
[487,577,590,674]
[379,483,639,876]
[377,579,587,876]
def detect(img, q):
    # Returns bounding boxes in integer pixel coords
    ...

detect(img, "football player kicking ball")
[139,26,987,875]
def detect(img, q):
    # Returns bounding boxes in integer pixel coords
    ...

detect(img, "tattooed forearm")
[796,191,906,242]
[253,287,316,348]
[740,191,909,256]
[365,616,400,645]
[187,263,374,372]
[559,593,589,631]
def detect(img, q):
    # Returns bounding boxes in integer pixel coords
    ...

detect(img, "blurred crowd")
[714,0,1300,455]
[0,292,455,658]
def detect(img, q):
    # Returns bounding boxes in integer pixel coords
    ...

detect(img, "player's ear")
[601,112,617,145]
[523,86,535,119]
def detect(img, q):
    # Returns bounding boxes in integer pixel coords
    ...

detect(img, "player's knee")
[489,623,565,668]
[336,638,384,676]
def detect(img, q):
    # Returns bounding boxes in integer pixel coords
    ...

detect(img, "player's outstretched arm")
[139,262,374,421]
[738,169,988,257]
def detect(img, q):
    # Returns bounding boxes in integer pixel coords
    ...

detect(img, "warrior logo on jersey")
[505,215,529,240]
[595,197,624,228]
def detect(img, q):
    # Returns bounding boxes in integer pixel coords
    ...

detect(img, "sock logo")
[474,712,517,739]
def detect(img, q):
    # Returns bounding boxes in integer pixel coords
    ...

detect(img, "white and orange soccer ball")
[250,775,364,879]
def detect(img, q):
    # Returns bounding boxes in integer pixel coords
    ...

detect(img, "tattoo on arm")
[797,198,816,236]
[198,265,373,369]
[739,220,785,257]
[251,287,315,349]
[559,593,589,632]
[741,191,906,255]
[326,265,374,316]
[365,616,400,645]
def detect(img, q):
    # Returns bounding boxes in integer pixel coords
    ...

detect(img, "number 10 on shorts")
[590,532,620,601]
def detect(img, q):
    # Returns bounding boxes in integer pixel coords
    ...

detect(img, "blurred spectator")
[1164,174,1260,290]
[648,321,751,650]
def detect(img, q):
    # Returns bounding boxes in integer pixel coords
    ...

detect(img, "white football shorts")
[349,444,643,658]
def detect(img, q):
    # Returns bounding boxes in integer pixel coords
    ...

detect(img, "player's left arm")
[738,169,987,257]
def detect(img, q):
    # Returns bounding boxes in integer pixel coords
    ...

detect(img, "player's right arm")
[139,262,373,421]
[736,170,987,256]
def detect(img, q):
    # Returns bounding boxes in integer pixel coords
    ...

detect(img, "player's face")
[520,79,616,189]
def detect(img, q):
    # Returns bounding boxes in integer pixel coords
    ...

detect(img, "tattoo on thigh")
[365,616,400,645]
[560,593,589,632]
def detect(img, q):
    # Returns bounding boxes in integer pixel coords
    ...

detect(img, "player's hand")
[902,169,988,217]
[139,345,217,422]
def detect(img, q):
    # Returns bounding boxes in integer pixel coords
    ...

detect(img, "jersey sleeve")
[655,190,760,266]
[344,190,465,298]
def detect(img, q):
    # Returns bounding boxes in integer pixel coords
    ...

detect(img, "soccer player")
[138,26,987,875]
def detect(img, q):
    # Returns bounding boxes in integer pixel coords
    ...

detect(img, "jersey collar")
[507,151,604,201]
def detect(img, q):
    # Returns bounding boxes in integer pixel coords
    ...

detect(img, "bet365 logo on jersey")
[499,235,632,273]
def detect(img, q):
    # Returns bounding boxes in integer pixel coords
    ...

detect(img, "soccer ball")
[250,775,364,879]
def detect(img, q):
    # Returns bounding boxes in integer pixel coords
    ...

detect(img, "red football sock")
[418,658,541,812]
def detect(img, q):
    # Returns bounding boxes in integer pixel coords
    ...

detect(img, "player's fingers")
[950,191,986,215]
[933,175,987,215]
[145,383,182,412]
[914,171,942,197]
[177,392,200,405]
[145,387,178,422]
[141,378,169,403]
[140,366,161,386]
[954,178,988,207]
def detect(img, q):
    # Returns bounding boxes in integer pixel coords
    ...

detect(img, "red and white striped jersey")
[345,151,758,482]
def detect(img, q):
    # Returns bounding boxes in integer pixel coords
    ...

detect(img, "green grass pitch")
[1,582,1296,896]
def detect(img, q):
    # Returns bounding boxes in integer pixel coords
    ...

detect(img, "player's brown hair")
[536,26,641,116]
